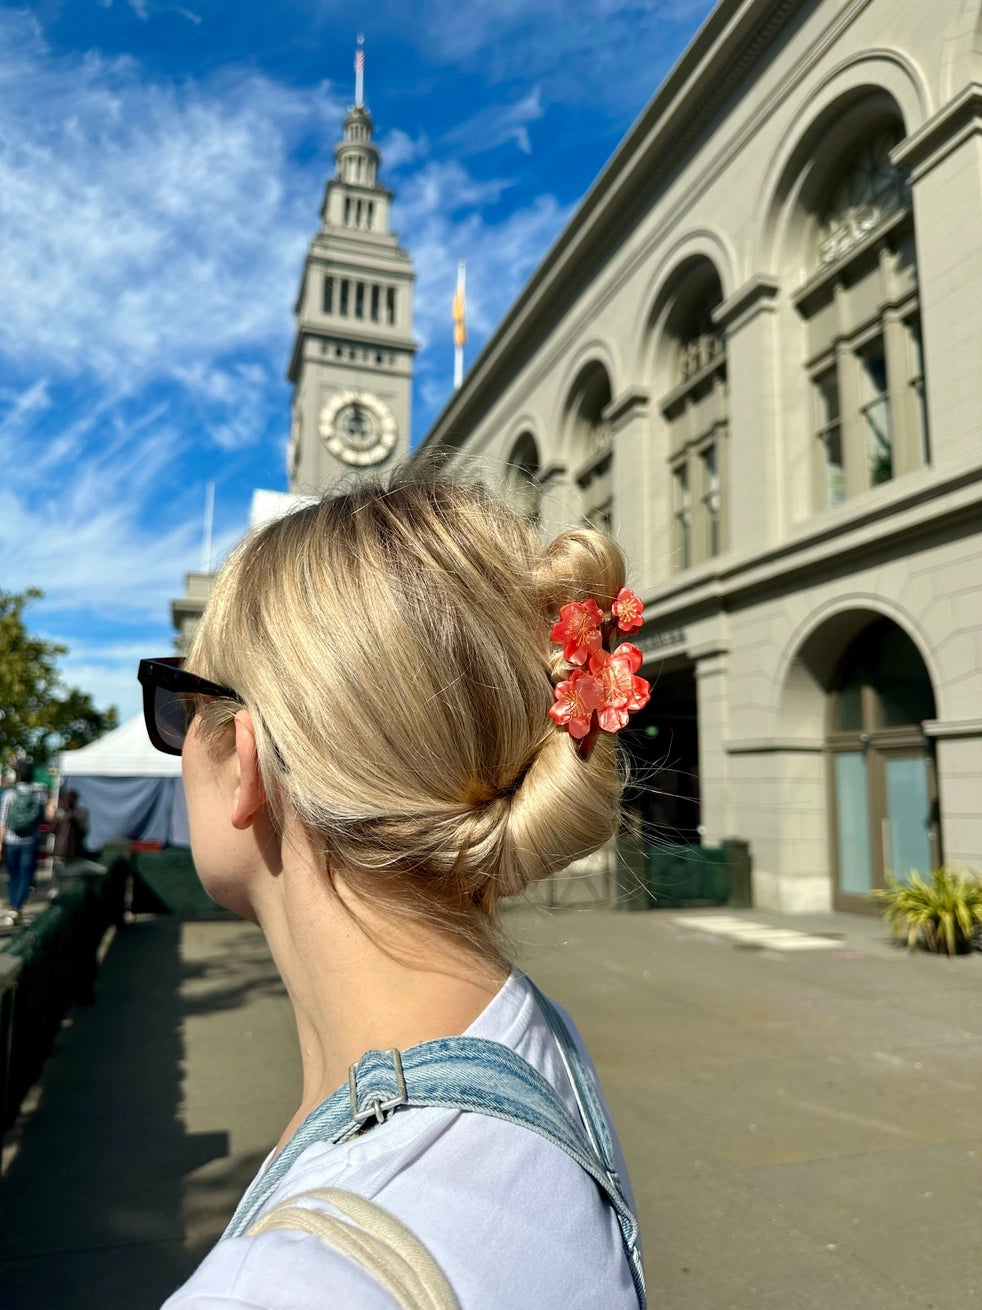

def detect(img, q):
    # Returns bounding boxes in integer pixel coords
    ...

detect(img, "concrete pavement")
[1,903,979,1308]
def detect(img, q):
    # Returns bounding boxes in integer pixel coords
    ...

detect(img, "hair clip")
[549,588,651,760]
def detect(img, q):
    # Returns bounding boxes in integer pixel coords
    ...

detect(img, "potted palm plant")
[876,866,982,956]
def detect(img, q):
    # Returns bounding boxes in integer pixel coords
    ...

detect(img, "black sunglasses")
[138,657,244,756]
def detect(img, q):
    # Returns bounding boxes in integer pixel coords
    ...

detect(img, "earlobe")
[230,710,266,830]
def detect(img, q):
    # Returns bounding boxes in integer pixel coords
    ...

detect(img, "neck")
[254,823,508,1150]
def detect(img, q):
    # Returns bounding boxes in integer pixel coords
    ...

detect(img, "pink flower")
[550,599,604,666]
[588,644,650,733]
[612,588,644,634]
[627,676,651,713]
[550,670,603,739]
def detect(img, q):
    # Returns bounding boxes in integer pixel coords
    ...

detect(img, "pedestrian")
[141,469,648,1310]
[0,759,44,926]
[48,788,90,898]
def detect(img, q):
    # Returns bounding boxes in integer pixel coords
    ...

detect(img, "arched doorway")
[827,618,940,910]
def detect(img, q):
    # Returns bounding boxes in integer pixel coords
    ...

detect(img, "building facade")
[422,0,982,912]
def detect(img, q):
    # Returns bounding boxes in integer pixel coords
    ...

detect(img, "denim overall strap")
[524,980,645,1304]
[222,1034,645,1308]
[525,981,623,1185]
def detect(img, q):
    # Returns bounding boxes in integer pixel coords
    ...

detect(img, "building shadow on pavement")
[0,918,268,1310]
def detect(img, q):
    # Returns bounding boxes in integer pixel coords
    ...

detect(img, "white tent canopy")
[59,713,189,848]
[59,713,183,778]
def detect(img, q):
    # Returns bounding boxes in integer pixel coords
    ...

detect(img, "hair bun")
[535,528,626,631]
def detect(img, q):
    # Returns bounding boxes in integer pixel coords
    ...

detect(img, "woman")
[141,471,647,1309]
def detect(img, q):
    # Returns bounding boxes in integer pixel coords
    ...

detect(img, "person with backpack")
[141,469,648,1309]
[0,759,44,927]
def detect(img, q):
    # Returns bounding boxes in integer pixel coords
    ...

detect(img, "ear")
[230,709,266,831]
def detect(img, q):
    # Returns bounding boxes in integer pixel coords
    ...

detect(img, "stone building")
[421,0,982,911]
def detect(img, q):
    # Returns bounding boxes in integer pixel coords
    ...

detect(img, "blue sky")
[0,0,715,725]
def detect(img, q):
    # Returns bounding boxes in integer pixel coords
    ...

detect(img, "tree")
[0,588,118,765]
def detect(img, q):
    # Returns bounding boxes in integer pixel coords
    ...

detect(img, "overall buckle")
[348,1047,407,1128]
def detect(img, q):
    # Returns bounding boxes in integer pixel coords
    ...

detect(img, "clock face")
[318,390,398,466]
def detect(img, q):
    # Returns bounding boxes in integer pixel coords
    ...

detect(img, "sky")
[0,0,716,727]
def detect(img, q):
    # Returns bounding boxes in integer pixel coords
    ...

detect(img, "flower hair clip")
[548,588,651,760]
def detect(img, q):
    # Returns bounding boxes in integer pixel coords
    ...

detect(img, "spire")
[354,34,365,109]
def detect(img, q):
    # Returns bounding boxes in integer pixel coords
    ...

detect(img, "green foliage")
[0,588,118,765]
[875,866,982,956]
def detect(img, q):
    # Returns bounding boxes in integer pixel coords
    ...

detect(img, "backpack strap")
[223,988,646,1309]
[247,1187,460,1310]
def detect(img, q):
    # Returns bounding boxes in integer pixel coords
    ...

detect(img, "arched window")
[658,261,728,570]
[505,433,541,522]
[563,362,612,531]
[827,619,939,907]
[794,118,928,511]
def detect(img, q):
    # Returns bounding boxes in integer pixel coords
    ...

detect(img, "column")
[893,89,982,469]
[693,645,729,847]
[605,386,663,590]
[712,275,780,554]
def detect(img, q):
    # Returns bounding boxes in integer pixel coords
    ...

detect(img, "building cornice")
[287,326,418,383]
[713,274,780,332]
[922,719,982,742]
[892,84,982,183]
[602,385,650,428]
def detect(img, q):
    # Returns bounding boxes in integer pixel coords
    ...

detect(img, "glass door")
[881,751,935,883]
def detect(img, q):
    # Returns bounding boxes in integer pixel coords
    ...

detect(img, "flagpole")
[453,260,466,390]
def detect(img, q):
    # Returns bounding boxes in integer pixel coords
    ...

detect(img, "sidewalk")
[1,903,979,1308]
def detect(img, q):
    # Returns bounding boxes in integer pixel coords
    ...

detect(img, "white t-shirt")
[162,970,639,1309]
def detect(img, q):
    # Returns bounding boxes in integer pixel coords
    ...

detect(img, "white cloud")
[0,11,338,398]
[444,88,544,158]
[378,128,430,171]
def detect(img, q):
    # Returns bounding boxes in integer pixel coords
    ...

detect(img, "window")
[367,202,375,231]
[659,261,728,570]
[818,132,909,268]
[356,200,363,227]
[700,445,720,558]
[506,434,541,523]
[323,276,334,315]
[386,288,396,325]
[344,197,352,226]
[673,464,691,569]
[355,282,365,319]
[796,119,927,513]
[339,279,349,316]
[371,285,380,322]
[814,368,844,507]
[859,339,892,486]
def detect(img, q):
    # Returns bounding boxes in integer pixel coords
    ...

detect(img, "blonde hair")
[189,468,626,954]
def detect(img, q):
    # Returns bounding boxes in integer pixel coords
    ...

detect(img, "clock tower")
[287,46,417,492]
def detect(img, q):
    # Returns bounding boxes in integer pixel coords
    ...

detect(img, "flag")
[452,263,467,348]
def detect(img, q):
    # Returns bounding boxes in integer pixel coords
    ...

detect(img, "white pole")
[202,481,215,573]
